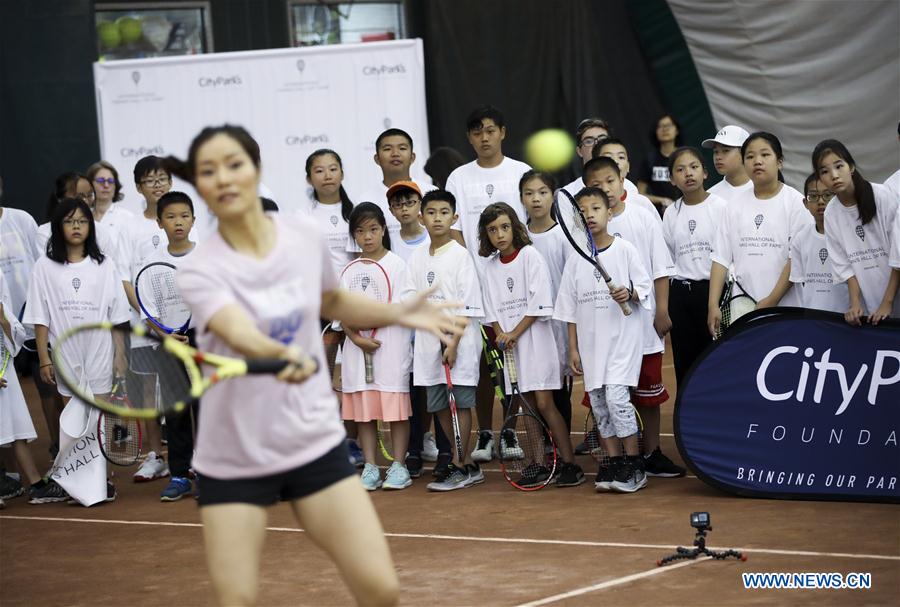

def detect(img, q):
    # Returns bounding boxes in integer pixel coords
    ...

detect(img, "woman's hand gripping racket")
[52,322,318,420]
[135,262,191,335]
[341,259,391,383]
[499,349,558,491]
[553,189,632,316]
[97,378,143,466]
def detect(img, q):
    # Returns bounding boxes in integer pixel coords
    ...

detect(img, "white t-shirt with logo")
[0,207,40,319]
[823,183,899,316]
[304,202,353,277]
[890,204,900,269]
[528,223,571,375]
[95,204,136,244]
[608,203,675,354]
[401,240,484,387]
[483,246,560,392]
[391,229,430,263]
[564,176,639,198]
[554,238,651,391]
[340,251,412,393]
[445,157,531,260]
[177,214,345,479]
[708,178,753,203]
[662,194,728,280]
[0,273,35,445]
[789,225,849,314]
[23,255,130,397]
[711,184,813,307]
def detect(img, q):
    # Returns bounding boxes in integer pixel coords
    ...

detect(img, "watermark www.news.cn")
[742,572,872,590]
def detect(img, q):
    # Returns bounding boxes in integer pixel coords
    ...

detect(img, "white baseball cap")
[702,125,750,149]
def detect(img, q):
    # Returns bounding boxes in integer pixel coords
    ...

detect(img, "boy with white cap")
[703,125,752,202]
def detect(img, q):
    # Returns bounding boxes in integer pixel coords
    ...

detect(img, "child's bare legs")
[527,390,575,462]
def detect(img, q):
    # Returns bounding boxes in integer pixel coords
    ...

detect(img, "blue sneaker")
[160,476,192,502]
[361,463,382,491]
[382,462,412,490]
[347,439,365,468]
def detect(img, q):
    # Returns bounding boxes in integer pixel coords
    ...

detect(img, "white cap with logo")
[702,125,751,149]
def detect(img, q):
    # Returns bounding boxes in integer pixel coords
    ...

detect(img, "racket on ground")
[52,322,318,420]
[441,346,465,463]
[377,421,393,462]
[499,349,558,491]
[553,189,632,316]
[97,378,143,466]
[340,259,391,384]
[716,278,756,339]
[135,262,191,334]
[583,406,643,468]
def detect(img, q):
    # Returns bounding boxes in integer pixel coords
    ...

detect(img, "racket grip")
[246,357,320,375]
[364,352,374,383]
[606,279,633,316]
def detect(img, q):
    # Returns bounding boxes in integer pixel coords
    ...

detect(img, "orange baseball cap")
[386,180,422,200]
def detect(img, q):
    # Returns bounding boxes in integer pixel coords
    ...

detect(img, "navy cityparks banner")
[676,308,899,503]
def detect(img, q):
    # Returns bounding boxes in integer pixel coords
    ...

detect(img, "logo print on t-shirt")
[593,268,602,283]
[819,248,828,265]
[613,232,622,239]
[72,278,81,293]
[360,275,370,292]
[152,234,160,248]
[485,184,494,199]
[426,270,435,286]
[855,225,865,241]
[688,219,697,235]
[330,215,339,227]
[754,214,764,230]
[506,277,514,292]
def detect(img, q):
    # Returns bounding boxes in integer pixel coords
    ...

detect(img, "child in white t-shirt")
[789,174,849,314]
[303,149,355,276]
[594,139,661,220]
[478,201,584,488]
[562,117,639,198]
[402,190,485,492]
[585,156,684,478]
[709,132,814,334]
[814,139,899,324]
[701,125,753,203]
[554,188,652,493]
[662,147,728,391]
[386,181,430,263]
[341,203,413,491]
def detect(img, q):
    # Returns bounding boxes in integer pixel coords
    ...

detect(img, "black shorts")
[197,441,356,507]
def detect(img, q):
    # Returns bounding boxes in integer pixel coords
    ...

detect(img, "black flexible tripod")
[657,525,747,566]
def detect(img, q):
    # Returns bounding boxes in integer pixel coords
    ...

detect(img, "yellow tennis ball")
[525,129,575,172]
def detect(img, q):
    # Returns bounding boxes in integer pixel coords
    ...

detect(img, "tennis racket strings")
[341,259,391,383]
[135,262,191,333]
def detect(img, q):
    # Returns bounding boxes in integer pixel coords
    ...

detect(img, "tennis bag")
[676,307,899,503]
[50,395,107,506]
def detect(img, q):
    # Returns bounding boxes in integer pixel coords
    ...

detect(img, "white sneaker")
[422,432,439,462]
[134,451,170,483]
[499,428,524,460]
[470,430,495,463]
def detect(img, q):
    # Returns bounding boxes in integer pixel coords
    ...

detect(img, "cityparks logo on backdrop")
[285,134,330,147]
[198,75,243,88]
[121,145,165,158]
[362,64,406,76]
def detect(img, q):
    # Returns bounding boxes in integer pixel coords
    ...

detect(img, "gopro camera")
[690,512,711,531]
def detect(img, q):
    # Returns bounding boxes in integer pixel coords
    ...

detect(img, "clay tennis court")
[2,359,898,606]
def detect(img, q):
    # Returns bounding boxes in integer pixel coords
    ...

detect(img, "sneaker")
[426,464,469,492]
[161,476,193,502]
[105,481,117,503]
[517,462,551,488]
[432,453,452,479]
[575,428,600,455]
[471,430,495,463]
[382,462,412,490]
[134,451,170,482]
[405,455,423,479]
[0,475,24,500]
[29,480,69,504]
[499,428,524,460]
[611,456,648,493]
[594,461,617,492]
[422,432,439,462]
[644,447,686,478]
[464,463,485,486]
[360,462,382,491]
[347,439,366,468]
[555,462,586,487]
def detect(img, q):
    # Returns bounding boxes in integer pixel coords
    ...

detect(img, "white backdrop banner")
[93,39,431,228]
[668,0,900,188]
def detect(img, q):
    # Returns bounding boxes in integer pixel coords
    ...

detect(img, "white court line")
[514,557,709,607]
[2,515,898,561]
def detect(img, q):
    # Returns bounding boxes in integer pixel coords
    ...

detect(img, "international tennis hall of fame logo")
[109,69,164,105]
[276,56,328,93]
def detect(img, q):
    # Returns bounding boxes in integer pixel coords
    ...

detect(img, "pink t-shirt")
[177,213,345,479]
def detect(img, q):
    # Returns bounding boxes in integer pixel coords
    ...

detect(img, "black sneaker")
[555,462,586,487]
[575,428,599,455]
[405,455,423,479]
[432,453,452,480]
[594,463,615,492]
[29,480,69,504]
[517,462,551,488]
[611,455,648,493]
[0,475,24,500]
[644,447,686,478]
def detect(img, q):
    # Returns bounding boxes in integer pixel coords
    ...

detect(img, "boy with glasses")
[563,118,640,198]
